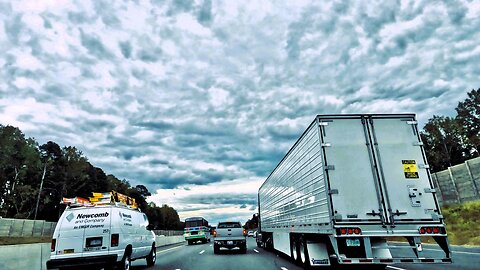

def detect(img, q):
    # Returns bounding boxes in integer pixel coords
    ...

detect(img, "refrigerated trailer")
[256,114,452,269]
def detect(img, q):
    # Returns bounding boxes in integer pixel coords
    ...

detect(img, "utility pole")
[34,162,47,221]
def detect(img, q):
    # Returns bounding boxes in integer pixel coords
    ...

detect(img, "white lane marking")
[254,249,259,253]
[157,245,183,253]
[387,266,407,270]
[280,267,288,270]
[423,248,480,255]
[199,250,205,254]
[210,244,213,247]
[389,245,480,256]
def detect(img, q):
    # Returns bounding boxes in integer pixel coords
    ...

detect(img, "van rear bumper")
[46,254,118,269]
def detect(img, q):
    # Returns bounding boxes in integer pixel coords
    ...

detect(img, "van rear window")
[218,222,241,228]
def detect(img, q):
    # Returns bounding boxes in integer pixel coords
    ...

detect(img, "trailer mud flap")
[307,242,330,266]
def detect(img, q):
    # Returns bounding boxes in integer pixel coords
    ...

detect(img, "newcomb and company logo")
[66,212,74,222]
[76,212,109,219]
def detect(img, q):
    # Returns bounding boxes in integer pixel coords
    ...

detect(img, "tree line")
[0,127,183,229]
[421,89,480,172]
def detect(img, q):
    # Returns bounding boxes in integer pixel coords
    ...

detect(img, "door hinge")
[413,141,424,146]
[406,121,418,125]
[325,165,335,170]
[418,164,430,169]
[329,189,339,195]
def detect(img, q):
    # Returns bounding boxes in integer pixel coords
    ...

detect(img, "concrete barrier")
[0,243,50,270]
[0,236,185,270]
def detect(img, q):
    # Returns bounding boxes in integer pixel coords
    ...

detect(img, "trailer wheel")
[290,236,299,263]
[299,237,311,269]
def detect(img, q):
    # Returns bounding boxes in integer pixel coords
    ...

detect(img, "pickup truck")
[213,222,247,254]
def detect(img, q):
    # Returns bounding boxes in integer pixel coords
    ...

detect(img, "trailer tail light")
[337,227,362,235]
[243,229,247,236]
[111,234,119,247]
[419,227,443,234]
[51,239,56,252]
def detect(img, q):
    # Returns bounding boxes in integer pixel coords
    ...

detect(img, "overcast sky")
[0,0,479,224]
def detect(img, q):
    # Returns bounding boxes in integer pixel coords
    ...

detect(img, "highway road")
[131,238,480,270]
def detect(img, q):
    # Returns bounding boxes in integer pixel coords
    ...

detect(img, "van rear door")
[80,207,112,257]
[54,209,85,258]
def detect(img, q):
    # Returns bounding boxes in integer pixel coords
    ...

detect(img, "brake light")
[338,227,361,235]
[243,229,247,236]
[419,227,443,234]
[213,230,217,237]
[51,239,56,252]
[111,234,119,247]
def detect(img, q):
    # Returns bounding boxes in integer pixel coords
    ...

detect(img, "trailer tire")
[290,236,299,263]
[299,237,311,269]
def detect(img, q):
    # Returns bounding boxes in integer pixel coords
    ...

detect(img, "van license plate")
[64,249,74,254]
[346,239,360,247]
[227,241,233,245]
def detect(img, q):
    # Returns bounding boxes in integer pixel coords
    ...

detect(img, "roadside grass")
[0,236,51,245]
[442,200,480,246]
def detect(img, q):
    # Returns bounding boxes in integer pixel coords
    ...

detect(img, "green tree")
[0,125,42,218]
[421,115,468,172]
[456,88,480,156]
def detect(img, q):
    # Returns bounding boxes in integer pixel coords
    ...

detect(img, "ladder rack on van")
[61,190,139,209]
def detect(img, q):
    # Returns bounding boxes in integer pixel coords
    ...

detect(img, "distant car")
[247,231,255,237]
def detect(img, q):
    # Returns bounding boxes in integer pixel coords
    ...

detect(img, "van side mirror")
[146,224,154,231]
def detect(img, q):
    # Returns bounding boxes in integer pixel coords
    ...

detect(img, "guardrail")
[0,218,56,237]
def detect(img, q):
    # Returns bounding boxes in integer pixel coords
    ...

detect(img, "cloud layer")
[1,0,479,223]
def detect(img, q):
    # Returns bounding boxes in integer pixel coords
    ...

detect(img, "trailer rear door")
[369,117,440,223]
[319,117,386,223]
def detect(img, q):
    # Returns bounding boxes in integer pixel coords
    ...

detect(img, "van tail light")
[111,234,119,247]
[243,229,247,236]
[51,239,56,252]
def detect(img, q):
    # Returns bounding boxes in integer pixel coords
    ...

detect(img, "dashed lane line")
[157,245,183,253]
[199,250,205,255]
[387,266,407,270]
[210,244,213,247]
[280,267,288,270]
[254,249,259,253]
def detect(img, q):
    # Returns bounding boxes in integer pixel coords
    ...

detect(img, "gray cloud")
[1,0,479,218]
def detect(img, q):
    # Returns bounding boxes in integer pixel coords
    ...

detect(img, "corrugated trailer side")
[258,120,331,255]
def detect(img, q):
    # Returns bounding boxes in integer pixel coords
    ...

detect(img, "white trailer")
[257,114,452,269]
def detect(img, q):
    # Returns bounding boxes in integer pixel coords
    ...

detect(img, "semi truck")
[256,114,452,269]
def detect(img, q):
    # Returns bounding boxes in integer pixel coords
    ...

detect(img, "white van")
[46,204,156,270]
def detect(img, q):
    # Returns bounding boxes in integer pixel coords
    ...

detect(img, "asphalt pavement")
[130,238,480,270]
